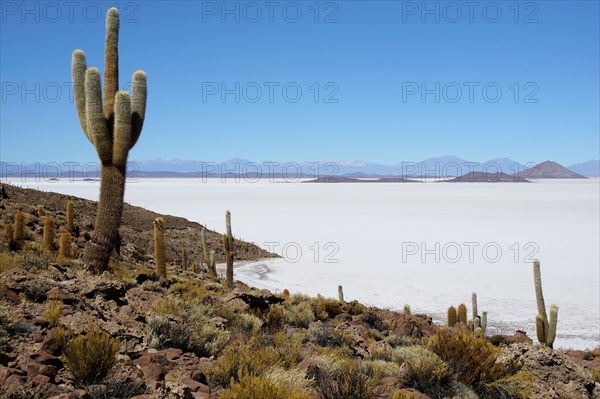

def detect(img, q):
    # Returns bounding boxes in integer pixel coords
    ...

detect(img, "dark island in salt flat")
[448,172,531,183]
[517,160,587,179]
[304,176,420,183]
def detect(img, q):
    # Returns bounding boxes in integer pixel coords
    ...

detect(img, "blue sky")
[1,0,598,165]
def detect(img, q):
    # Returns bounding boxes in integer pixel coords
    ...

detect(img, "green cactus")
[403,304,411,315]
[154,218,166,279]
[66,199,74,232]
[470,292,487,335]
[42,216,55,254]
[338,285,344,302]
[59,231,72,260]
[471,292,478,327]
[182,247,188,271]
[447,306,457,327]
[72,7,147,273]
[201,228,216,276]
[13,211,25,242]
[224,210,235,288]
[457,303,467,324]
[209,250,216,276]
[481,311,487,334]
[533,260,558,348]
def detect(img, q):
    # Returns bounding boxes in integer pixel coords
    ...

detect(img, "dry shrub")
[220,374,312,399]
[392,345,453,398]
[315,358,378,399]
[62,323,120,386]
[426,330,513,387]
[313,295,343,320]
[43,300,63,327]
[283,302,315,328]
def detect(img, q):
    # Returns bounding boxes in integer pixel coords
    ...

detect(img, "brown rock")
[32,374,51,386]
[165,348,183,361]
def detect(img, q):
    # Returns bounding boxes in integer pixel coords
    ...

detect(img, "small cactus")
[182,247,188,271]
[42,216,55,253]
[481,311,488,334]
[153,218,166,278]
[59,231,72,259]
[224,210,234,288]
[201,228,215,276]
[471,292,478,326]
[13,211,25,241]
[338,285,344,302]
[447,306,457,327]
[209,250,216,276]
[457,303,467,324]
[533,260,558,348]
[66,199,75,232]
[403,304,411,315]
[37,206,45,217]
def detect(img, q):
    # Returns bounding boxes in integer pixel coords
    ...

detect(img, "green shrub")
[391,346,453,399]
[283,302,315,328]
[265,305,284,332]
[426,330,517,388]
[147,316,230,357]
[220,374,312,399]
[207,341,281,388]
[232,312,263,335]
[314,359,378,399]
[62,323,120,386]
[313,295,343,320]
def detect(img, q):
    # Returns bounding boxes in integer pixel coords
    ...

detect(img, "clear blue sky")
[1,0,598,165]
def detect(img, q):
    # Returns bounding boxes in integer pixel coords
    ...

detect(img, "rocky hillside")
[0,185,599,399]
[0,184,277,266]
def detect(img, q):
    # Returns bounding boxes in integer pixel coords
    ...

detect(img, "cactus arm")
[535,314,548,345]
[112,90,132,170]
[154,217,166,278]
[71,49,90,142]
[131,70,147,147]
[547,304,558,348]
[85,67,112,164]
[481,311,487,334]
[103,7,119,123]
[533,260,549,328]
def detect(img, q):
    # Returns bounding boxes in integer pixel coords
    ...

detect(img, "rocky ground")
[0,184,599,399]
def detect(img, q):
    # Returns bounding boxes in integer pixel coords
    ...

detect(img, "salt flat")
[9,177,599,349]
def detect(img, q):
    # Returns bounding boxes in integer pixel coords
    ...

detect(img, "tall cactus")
[154,218,166,278]
[72,7,147,273]
[223,210,235,288]
[533,260,558,348]
[66,199,74,232]
[457,303,467,324]
[42,216,55,254]
[447,306,457,327]
[13,211,25,242]
[201,228,216,276]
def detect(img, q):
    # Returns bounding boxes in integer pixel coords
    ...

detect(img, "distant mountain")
[449,172,530,183]
[568,160,600,177]
[517,161,586,179]
[0,158,590,179]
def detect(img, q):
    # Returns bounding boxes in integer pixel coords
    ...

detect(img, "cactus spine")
[338,285,344,302]
[13,211,25,241]
[42,216,55,254]
[154,218,166,278]
[72,7,147,273]
[224,210,234,288]
[66,199,74,232]
[457,303,467,324]
[447,306,457,327]
[533,260,558,348]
